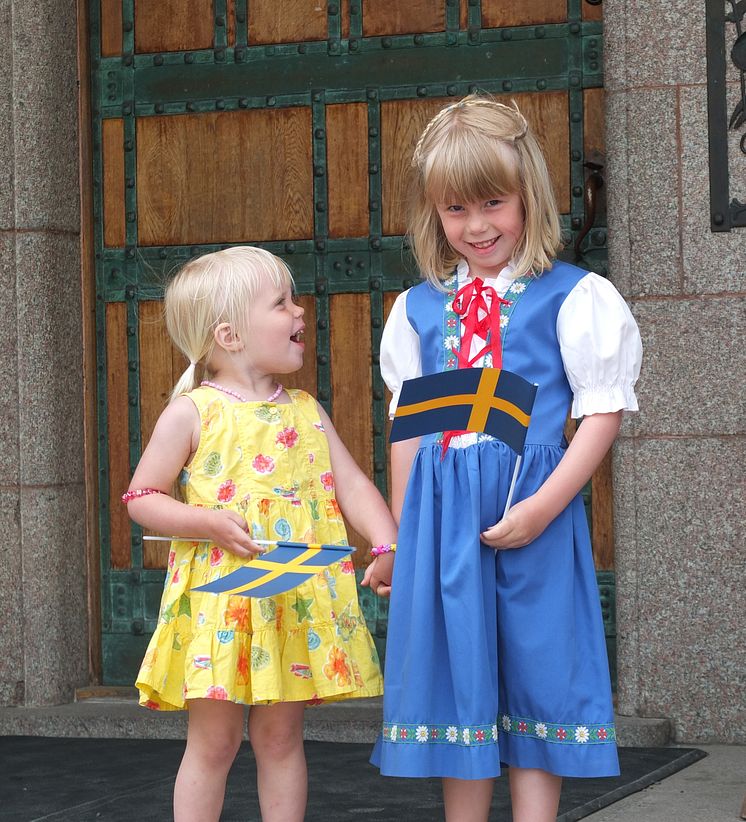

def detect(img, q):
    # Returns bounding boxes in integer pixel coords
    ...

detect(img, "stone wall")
[605,0,745,743]
[0,0,88,706]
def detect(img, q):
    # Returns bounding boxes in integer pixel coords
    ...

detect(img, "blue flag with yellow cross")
[390,367,537,453]
[192,543,355,598]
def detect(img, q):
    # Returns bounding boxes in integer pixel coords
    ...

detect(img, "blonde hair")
[164,246,294,402]
[408,94,562,288]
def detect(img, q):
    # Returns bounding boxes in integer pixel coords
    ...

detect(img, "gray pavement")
[584,745,746,822]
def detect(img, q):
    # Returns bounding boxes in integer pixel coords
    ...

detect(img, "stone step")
[0,691,671,748]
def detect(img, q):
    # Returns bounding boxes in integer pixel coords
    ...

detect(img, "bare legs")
[174,699,244,822]
[509,767,562,822]
[443,777,495,821]
[173,699,306,822]
[441,768,561,822]
[249,701,307,822]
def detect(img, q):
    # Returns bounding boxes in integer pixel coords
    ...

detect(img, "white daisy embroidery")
[446,726,458,743]
[500,314,509,328]
[443,334,459,351]
[492,724,498,740]
[512,282,526,293]
[535,722,548,739]
[390,724,398,742]
[502,715,511,731]
[575,726,590,743]
[416,725,428,743]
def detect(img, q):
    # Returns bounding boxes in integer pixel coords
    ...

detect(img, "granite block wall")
[0,0,88,706]
[605,0,745,743]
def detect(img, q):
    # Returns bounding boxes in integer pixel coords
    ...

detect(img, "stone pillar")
[605,1,745,743]
[0,0,88,705]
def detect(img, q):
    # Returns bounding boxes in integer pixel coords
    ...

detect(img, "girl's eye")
[486,199,502,207]
[446,205,464,213]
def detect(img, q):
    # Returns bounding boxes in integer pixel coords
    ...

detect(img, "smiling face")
[241,280,306,376]
[435,193,525,279]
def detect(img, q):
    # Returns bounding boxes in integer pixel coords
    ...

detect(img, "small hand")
[207,510,263,558]
[480,496,550,550]
[361,553,394,598]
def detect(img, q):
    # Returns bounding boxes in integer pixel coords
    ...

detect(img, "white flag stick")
[501,455,522,519]
[143,536,276,545]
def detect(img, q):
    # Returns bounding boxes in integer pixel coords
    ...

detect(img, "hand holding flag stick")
[390,367,537,518]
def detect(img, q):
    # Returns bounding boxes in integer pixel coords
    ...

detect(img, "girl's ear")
[213,322,243,352]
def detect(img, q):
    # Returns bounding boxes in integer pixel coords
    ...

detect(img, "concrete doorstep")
[0,689,671,747]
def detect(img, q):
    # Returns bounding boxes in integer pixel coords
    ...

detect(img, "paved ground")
[1,695,743,821]
[585,744,745,822]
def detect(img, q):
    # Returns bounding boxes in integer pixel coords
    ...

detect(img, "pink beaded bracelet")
[121,488,166,504]
[370,543,397,558]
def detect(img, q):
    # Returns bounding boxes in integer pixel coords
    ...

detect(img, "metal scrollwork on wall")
[706,0,746,230]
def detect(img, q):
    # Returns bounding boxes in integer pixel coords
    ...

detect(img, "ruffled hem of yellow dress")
[135,619,383,711]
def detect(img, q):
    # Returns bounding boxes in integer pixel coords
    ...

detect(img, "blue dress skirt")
[371,262,620,779]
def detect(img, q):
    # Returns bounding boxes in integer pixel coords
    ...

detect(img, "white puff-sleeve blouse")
[380,263,642,420]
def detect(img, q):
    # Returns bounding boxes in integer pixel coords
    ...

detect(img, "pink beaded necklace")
[201,380,283,403]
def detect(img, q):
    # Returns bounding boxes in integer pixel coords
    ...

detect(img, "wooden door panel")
[330,293,373,562]
[327,103,369,238]
[482,0,568,28]
[134,0,214,53]
[249,0,328,44]
[100,0,123,57]
[362,0,445,37]
[136,109,314,246]
[105,302,131,570]
[102,118,125,247]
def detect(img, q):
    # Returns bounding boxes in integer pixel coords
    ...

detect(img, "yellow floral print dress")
[136,386,382,710]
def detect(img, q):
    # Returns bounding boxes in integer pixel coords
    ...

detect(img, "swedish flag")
[192,543,354,598]
[390,367,537,454]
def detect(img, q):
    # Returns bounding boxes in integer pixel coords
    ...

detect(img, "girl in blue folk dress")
[364,96,643,821]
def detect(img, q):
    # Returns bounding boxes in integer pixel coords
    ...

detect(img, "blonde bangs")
[423,129,521,206]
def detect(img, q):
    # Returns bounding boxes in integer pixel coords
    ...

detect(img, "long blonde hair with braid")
[408,94,562,289]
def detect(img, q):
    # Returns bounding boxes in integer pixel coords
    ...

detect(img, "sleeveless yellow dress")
[136,386,382,710]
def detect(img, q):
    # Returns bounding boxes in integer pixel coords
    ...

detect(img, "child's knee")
[188,723,243,769]
[250,712,304,760]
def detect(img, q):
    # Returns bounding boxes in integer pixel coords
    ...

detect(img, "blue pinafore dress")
[371,261,620,780]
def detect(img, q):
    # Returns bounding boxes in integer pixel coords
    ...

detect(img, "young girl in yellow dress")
[123,246,397,822]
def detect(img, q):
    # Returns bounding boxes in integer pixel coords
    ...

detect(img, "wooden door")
[89,0,612,684]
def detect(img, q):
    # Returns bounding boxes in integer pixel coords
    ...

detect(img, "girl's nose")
[294,302,305,318]
[466,210,486,233]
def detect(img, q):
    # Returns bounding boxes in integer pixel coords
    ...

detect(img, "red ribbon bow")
[442,277,511,457]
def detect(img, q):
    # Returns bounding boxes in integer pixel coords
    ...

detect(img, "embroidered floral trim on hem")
[499,713,617,745]
[380,715,617,747]
[382,722,499,747]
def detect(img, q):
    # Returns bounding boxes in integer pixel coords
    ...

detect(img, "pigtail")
[169,360,201,404]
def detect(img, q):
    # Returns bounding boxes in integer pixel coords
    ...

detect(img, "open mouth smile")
[468,237,499,250]
[290,328,305,344]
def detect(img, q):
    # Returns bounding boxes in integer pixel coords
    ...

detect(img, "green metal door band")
[89,0,613,683]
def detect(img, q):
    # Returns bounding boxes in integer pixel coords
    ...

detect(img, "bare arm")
[481,411,623,549]
[318,404,398,595]
[125,396,259,557]
[318,404,398,546]
[389,437,420,525]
